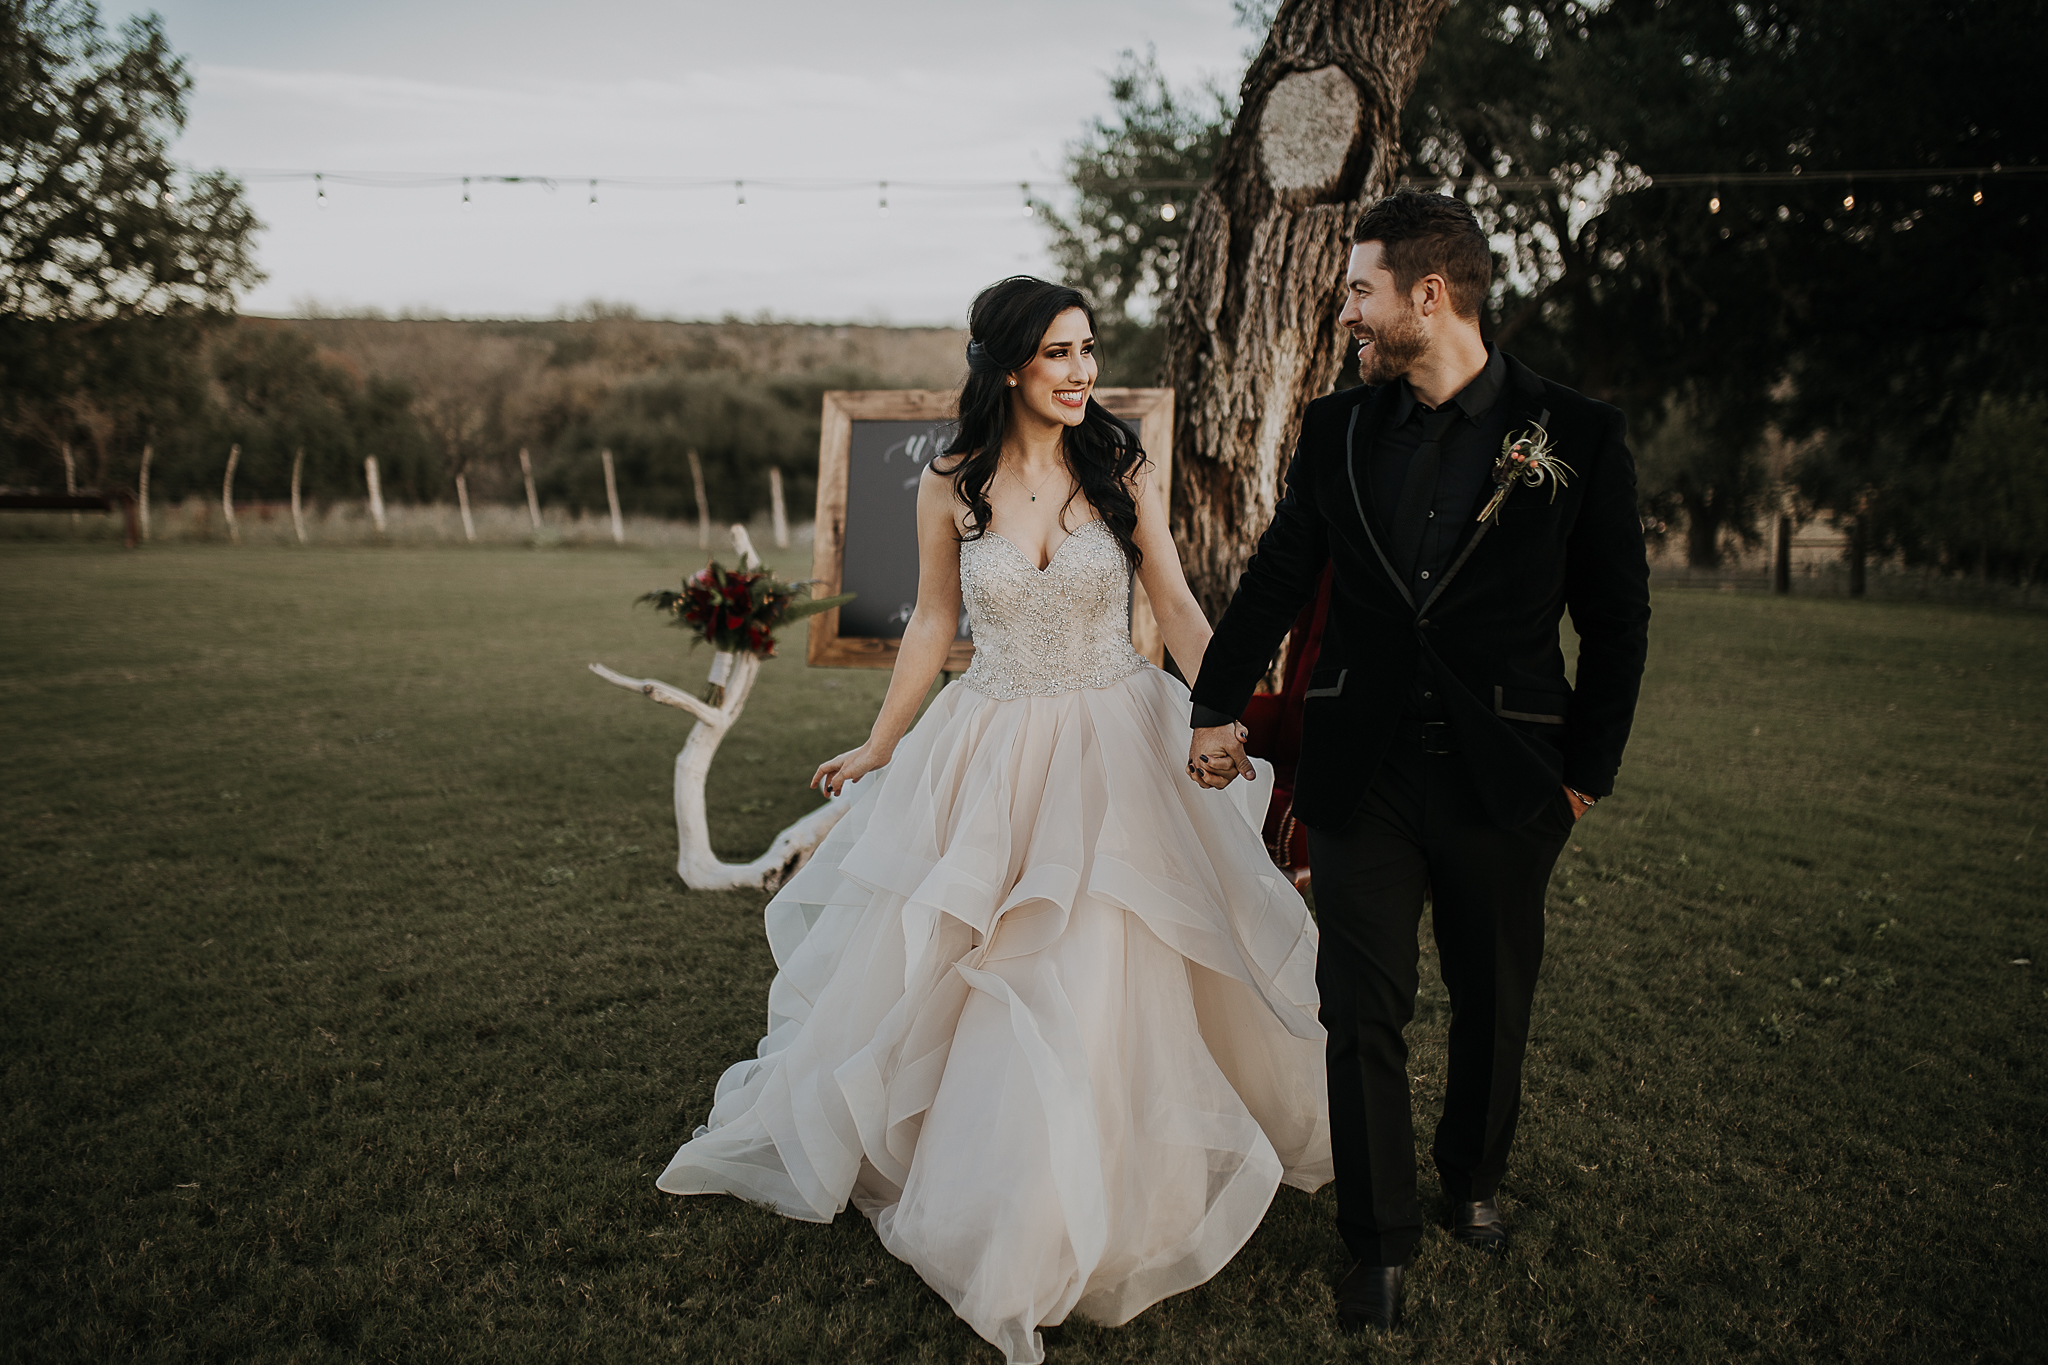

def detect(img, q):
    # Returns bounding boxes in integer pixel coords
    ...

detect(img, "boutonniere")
[1476,424,1576,525]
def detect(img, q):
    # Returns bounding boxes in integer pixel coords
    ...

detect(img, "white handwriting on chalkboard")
[885,427,953,489]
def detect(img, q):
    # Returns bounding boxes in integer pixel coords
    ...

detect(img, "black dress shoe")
[1450,1196,1508,1255]
[1335,1262,1403,1332]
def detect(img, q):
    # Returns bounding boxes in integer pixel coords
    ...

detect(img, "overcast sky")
[125,1,1253,323]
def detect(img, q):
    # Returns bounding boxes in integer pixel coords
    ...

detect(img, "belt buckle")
[1419,720,1457,755]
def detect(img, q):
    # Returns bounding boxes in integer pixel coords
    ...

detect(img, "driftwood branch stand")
[590,525,860,892]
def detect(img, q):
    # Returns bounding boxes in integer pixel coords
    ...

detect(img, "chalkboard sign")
[806,388,1174,671]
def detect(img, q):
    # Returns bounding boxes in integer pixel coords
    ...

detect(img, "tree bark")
[1683,496,1723,570]
[1847,516,1868,598]
[1160,0,1452,618]
[1773,514,1791,594]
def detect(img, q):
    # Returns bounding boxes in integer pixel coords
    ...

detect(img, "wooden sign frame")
[806,387,1175,671]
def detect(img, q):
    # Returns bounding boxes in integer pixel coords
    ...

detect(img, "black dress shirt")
[1369,343,1508,599]
[1373,345,1507,719]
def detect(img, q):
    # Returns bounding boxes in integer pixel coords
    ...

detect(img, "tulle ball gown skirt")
[657,666,1332,1364]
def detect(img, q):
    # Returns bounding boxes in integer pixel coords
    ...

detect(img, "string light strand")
[245,163,2040,210]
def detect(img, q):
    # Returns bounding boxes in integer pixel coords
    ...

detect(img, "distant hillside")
[265,316,970,391]
[91,315,974,525]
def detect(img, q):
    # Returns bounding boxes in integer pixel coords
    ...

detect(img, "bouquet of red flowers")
[640,561,853,661]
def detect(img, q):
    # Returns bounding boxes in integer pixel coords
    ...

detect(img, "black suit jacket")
[1191,354,1652,831]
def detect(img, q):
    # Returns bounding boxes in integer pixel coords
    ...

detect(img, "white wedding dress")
[657,518,1332,1364]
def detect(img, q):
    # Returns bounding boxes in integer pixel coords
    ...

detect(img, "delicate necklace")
[1013,458,1063,503]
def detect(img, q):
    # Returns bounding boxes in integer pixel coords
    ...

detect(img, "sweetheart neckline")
[974,518,1106,574]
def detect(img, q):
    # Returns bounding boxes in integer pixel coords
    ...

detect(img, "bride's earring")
[1007,377,1017,387]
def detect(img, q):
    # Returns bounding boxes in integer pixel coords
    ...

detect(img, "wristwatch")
[1565,786,1598,807]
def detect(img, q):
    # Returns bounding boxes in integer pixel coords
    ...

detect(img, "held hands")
[1186,723,1255,790]
[814,742,891,799]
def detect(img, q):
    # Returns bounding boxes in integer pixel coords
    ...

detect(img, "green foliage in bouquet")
[638,561,853,660]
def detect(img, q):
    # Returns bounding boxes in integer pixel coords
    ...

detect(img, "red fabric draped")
[1238,564,1335,881]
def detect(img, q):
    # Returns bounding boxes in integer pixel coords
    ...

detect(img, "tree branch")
[586,663,724,727]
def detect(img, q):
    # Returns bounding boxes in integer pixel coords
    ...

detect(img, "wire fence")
[0,497,815,558]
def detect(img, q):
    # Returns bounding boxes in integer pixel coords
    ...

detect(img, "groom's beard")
[1357,303,1428,386]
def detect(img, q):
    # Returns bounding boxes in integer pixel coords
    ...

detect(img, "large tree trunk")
[1682,493,1724,569]
[1161,0,1452,618]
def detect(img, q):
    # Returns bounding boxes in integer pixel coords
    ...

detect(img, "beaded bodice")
[957,518,1150,700]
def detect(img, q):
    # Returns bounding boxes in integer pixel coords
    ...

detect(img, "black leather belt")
[1408,718,1459,755]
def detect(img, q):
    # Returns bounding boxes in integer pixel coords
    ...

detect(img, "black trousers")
[1306,720,1573,1266]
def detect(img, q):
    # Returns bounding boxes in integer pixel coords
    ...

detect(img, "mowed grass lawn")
[2,543,2043,1365]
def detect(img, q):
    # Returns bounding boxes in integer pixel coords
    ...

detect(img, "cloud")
[158,0,1250,318]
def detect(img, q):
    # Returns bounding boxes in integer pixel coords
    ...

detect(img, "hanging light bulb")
[878,180,888,216]
[1843,178,1855,212]
[1709,193,1721,214]
[588,179,598,207]
[1160,202,1177,222]
[1020,181,1032,216]
[1973,180,1985,206]
[315,172,326,208]
[736,179,746,208]
[462,176,471,208]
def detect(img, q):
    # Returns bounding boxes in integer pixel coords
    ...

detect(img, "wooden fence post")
[688,449,710,549]
[601,448,625,544]
[455,470,477,542]
[520,447,542,529]
[365,455,386,533]
[290,447,308,544]
[138,444,153,542]
[770,466,789,548]
[222,444,241,543]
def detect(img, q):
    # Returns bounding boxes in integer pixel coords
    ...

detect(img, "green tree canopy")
[1034,48,1233,385]
[1,0,263,493]
[1050,0,2047,577]
[1,0,260,318]
[1400,0,2045,571]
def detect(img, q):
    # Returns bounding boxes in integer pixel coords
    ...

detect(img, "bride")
[656,276,1331,1364]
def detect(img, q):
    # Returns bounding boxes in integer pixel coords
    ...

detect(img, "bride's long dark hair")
[941,276,1147,571]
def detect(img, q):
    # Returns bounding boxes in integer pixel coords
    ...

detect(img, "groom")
[1184,190,1650,1331]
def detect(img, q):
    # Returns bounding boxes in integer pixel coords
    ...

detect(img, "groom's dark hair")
[1352,190,1492,320]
